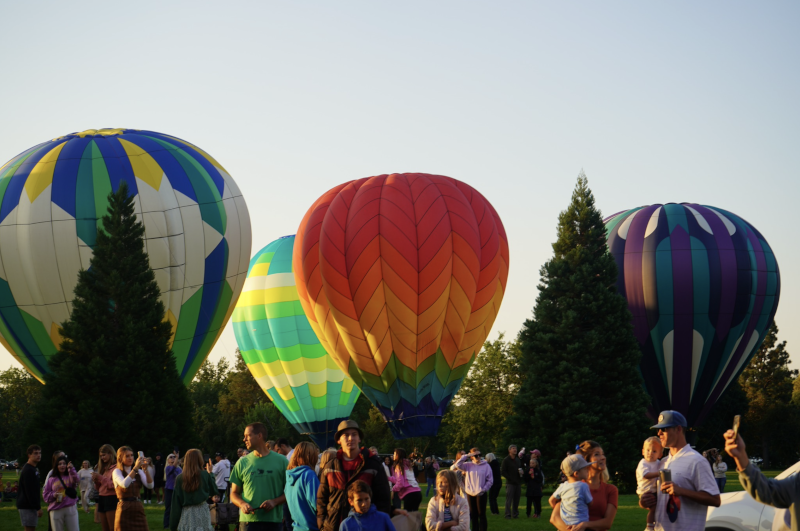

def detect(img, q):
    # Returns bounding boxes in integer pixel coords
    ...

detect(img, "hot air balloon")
[233,235,361,448]
[0,128,251,384]
[293,173,509,438]
[604,203,780,426]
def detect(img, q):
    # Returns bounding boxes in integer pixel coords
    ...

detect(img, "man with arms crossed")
[17,445,42,531]
[230,423,289,531]
[640,410,720,531]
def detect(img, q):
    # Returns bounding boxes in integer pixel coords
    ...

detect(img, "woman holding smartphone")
[163,453,182,529]
[113,446,153,531]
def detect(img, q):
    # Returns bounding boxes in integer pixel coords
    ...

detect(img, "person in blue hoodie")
[340,481,396,531]
[285,442,321,531]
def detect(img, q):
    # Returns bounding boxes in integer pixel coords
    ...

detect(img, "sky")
[1,1,798,373]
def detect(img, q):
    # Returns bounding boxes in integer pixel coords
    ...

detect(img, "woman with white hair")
[485,453,502,515]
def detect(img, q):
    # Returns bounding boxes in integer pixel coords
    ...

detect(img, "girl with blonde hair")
[425,470,469,531]
[169,449,219,531]
[112,446,153,531]
[92,444,118,531]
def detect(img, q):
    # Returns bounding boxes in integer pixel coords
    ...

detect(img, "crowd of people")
[12,410,800,531]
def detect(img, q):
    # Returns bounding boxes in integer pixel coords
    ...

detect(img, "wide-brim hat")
[335,420,364,442]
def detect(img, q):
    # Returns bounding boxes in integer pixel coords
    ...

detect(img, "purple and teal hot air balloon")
[605,203,780,426]
[233,235,360,448]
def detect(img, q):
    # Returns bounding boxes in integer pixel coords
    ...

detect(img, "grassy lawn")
[0,471,761,531]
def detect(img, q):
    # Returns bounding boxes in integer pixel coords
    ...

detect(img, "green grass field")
[0,471,767,531]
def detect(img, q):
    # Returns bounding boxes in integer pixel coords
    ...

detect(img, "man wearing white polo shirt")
[640,410,720,531]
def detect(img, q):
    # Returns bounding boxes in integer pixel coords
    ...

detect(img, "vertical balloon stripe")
[605,203,780,426]
[0,129,250,384]
[295,173,507,438]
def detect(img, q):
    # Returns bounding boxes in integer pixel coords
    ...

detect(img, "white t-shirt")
[636,458,664,495]
[655,444,719,531]
[212,459,231,490]
[78,469,94,491]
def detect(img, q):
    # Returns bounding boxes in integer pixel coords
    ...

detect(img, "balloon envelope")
[0,128,251,383]
[294,173,509,438]
[233,235,360,448]
[605,203,780,425]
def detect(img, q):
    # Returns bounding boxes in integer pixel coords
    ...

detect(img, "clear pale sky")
[1,1,797,373]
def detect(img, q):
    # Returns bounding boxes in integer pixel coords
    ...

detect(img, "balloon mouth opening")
[54,128,128,141]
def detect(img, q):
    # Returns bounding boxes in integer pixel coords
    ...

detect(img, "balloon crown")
[53,128,130,140]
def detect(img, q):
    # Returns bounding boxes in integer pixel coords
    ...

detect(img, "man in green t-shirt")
[230,422,289,531]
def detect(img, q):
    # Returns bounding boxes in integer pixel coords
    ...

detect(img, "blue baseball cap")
[651,410,688,429]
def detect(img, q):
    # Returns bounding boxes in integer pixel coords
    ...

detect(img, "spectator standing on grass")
[163,453,182,529]
[724,428,800,529]
[17,444,43,531]
[274,438,294,462]
[230,422,288,531]
[454,448,492,531]
[153,453,165,505]
[390,448,422,513]
[316,420,400,531]
[500,444,522,519]
[425,470,469,531]
[113,446,154,531]
[284,442,320,531]
[43,455,80,531]
[143,457,155,504]
[93,444,118,531]
[713,454,728,493]
[207,452,231,500]
[424,457,438,498]
[78,460,94,513]
[169,449,219,531]
[551,440,620,531]
[485,453,502,515]
[525,452,545,519]
[639,411,720,531]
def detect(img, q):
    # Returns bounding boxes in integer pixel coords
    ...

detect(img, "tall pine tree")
[506,172,649,491]
[28,182,195,461]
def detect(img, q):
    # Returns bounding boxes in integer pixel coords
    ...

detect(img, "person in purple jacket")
[43,455,80,531]
[454,448,494,531]
[163,453,182,529]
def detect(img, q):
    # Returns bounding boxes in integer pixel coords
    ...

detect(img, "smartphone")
[204,454,210,464]
[660,469,672,483]
[138,451,145,460]
[733,415,741,439]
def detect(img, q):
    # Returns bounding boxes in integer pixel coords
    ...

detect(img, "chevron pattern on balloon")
[294,173,508,438]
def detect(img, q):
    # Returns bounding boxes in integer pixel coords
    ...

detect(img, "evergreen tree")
[505,172,649,492]
[28,182,195,462]
[738,323,798,468]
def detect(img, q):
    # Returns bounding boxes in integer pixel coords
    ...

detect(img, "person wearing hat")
[640,410,720,531]
[206,451,231,501]
[316,420,400,531]
[549,454,593,528]
[230,422,289,531]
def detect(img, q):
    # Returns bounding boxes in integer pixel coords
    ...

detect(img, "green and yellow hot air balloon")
[233,235,360,448]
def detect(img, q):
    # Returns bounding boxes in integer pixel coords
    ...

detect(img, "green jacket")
[169,470,219,531]
[739,463,800,531]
